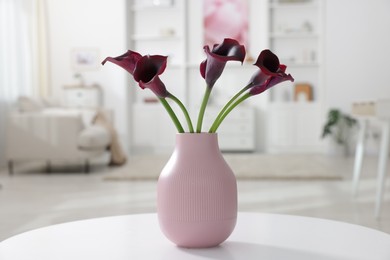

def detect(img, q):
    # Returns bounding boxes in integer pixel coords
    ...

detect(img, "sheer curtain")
[0,0,49,167]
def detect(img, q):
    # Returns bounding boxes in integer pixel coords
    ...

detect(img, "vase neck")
[175,133,220,155]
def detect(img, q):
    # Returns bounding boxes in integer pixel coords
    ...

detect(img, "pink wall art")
[204,0,249,48]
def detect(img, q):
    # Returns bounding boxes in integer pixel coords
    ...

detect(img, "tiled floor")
[0,155,389,241]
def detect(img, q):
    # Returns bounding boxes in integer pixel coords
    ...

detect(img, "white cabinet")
[266,0,325,153]
[63,85,102,109]
[268,103,324,153]
[128,0,258,154]
[128,0,187,105]
[132,104,256,153]
[204,106,256,152]
[268,0,323,103]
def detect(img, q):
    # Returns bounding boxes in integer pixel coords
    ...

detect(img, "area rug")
[103,154,346,181]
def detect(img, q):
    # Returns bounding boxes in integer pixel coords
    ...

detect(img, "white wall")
[46,0,129,151]
[325,0,390,112]
[43,0,390,155]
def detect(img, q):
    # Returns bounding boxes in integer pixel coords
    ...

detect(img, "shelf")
[269,101,320,108]
[270,2,318,10]
[131,3,177,11]
[270,32,319,39]
[131,35,181,41]
[286,61,319,67]
[185,63,255,69]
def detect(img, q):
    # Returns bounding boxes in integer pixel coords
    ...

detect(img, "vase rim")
[176,132,217,135]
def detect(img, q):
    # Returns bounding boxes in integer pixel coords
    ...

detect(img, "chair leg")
[352,119,368,196]
[84,160,90,174]
[375,120,390,219]
[46,160,51,174]
[8,160,13,176]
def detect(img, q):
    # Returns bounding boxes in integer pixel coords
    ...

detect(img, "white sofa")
[6,108,111,174]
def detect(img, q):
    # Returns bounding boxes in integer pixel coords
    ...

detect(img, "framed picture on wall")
[71,48,100,71]
[203,0,249,48]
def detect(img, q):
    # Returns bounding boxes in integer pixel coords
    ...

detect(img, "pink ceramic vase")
[157,133,237,248]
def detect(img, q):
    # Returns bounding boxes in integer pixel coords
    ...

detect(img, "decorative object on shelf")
[73,73,85,86]
[159,27,175,37]
[143,97,159,103]
[301,20,313,32]
[294,83,312,102]
[102,38,293,248]
[321,109,358,156]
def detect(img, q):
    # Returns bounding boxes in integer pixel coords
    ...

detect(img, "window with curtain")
[0,0,49,166]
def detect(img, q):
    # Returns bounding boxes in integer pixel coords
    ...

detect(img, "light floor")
[0,155,389,241]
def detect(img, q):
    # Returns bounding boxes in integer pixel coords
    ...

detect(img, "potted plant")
[321,108,358,156]
[102,38,294,248]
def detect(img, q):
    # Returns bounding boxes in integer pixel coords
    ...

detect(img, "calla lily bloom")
[101,50,142,75]
[248,49,287,89]
[103,51,169,98]
[209,50,294,133]
[133,55,169,98]
[200,38,246,87]
[103,51,192,133]
[249,64,294,96]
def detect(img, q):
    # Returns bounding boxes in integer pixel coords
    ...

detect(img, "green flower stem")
[168,94,194,133]
[159,97,185,133]
[209,83,252,133]
[209,93,251,133]
[196,86,212,133]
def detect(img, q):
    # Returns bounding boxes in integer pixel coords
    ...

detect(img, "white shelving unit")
[127,0,257,154]
[128,0,187,104]
[267,0,325,153]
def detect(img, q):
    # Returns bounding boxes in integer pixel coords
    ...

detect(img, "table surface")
[1,212,390,260]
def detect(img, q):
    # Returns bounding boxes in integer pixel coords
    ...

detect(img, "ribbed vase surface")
[157,133,237,248]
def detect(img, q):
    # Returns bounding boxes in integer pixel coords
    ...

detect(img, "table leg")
[84,160,90,174]
[352,119,368,196]
[8,160,14,176]
[46,160,52,174]
[375,120,390,219]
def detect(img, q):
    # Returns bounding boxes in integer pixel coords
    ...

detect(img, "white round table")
[1,213,389,260]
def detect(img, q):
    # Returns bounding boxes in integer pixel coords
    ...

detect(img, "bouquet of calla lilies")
[102,38,294,133]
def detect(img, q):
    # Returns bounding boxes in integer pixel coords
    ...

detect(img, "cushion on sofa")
[78,125,111,150]
[17,96,44,112]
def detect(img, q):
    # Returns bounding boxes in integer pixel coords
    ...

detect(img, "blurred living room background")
[0,0,389,240]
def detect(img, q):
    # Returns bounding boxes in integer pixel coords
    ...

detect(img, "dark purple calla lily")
[133,55,169,98]
[101,50,142,75]
[103,52,169,98]
[139,74,169,98]
[247,49,286,88]
[249,64,294,96]
[200,38,246,86]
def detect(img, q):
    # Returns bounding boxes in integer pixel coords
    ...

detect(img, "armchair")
[6,108,111,174]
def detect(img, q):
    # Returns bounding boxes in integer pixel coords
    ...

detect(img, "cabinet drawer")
[64,87,102,108]
[218,122,254,135]
[219,135,255,151]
